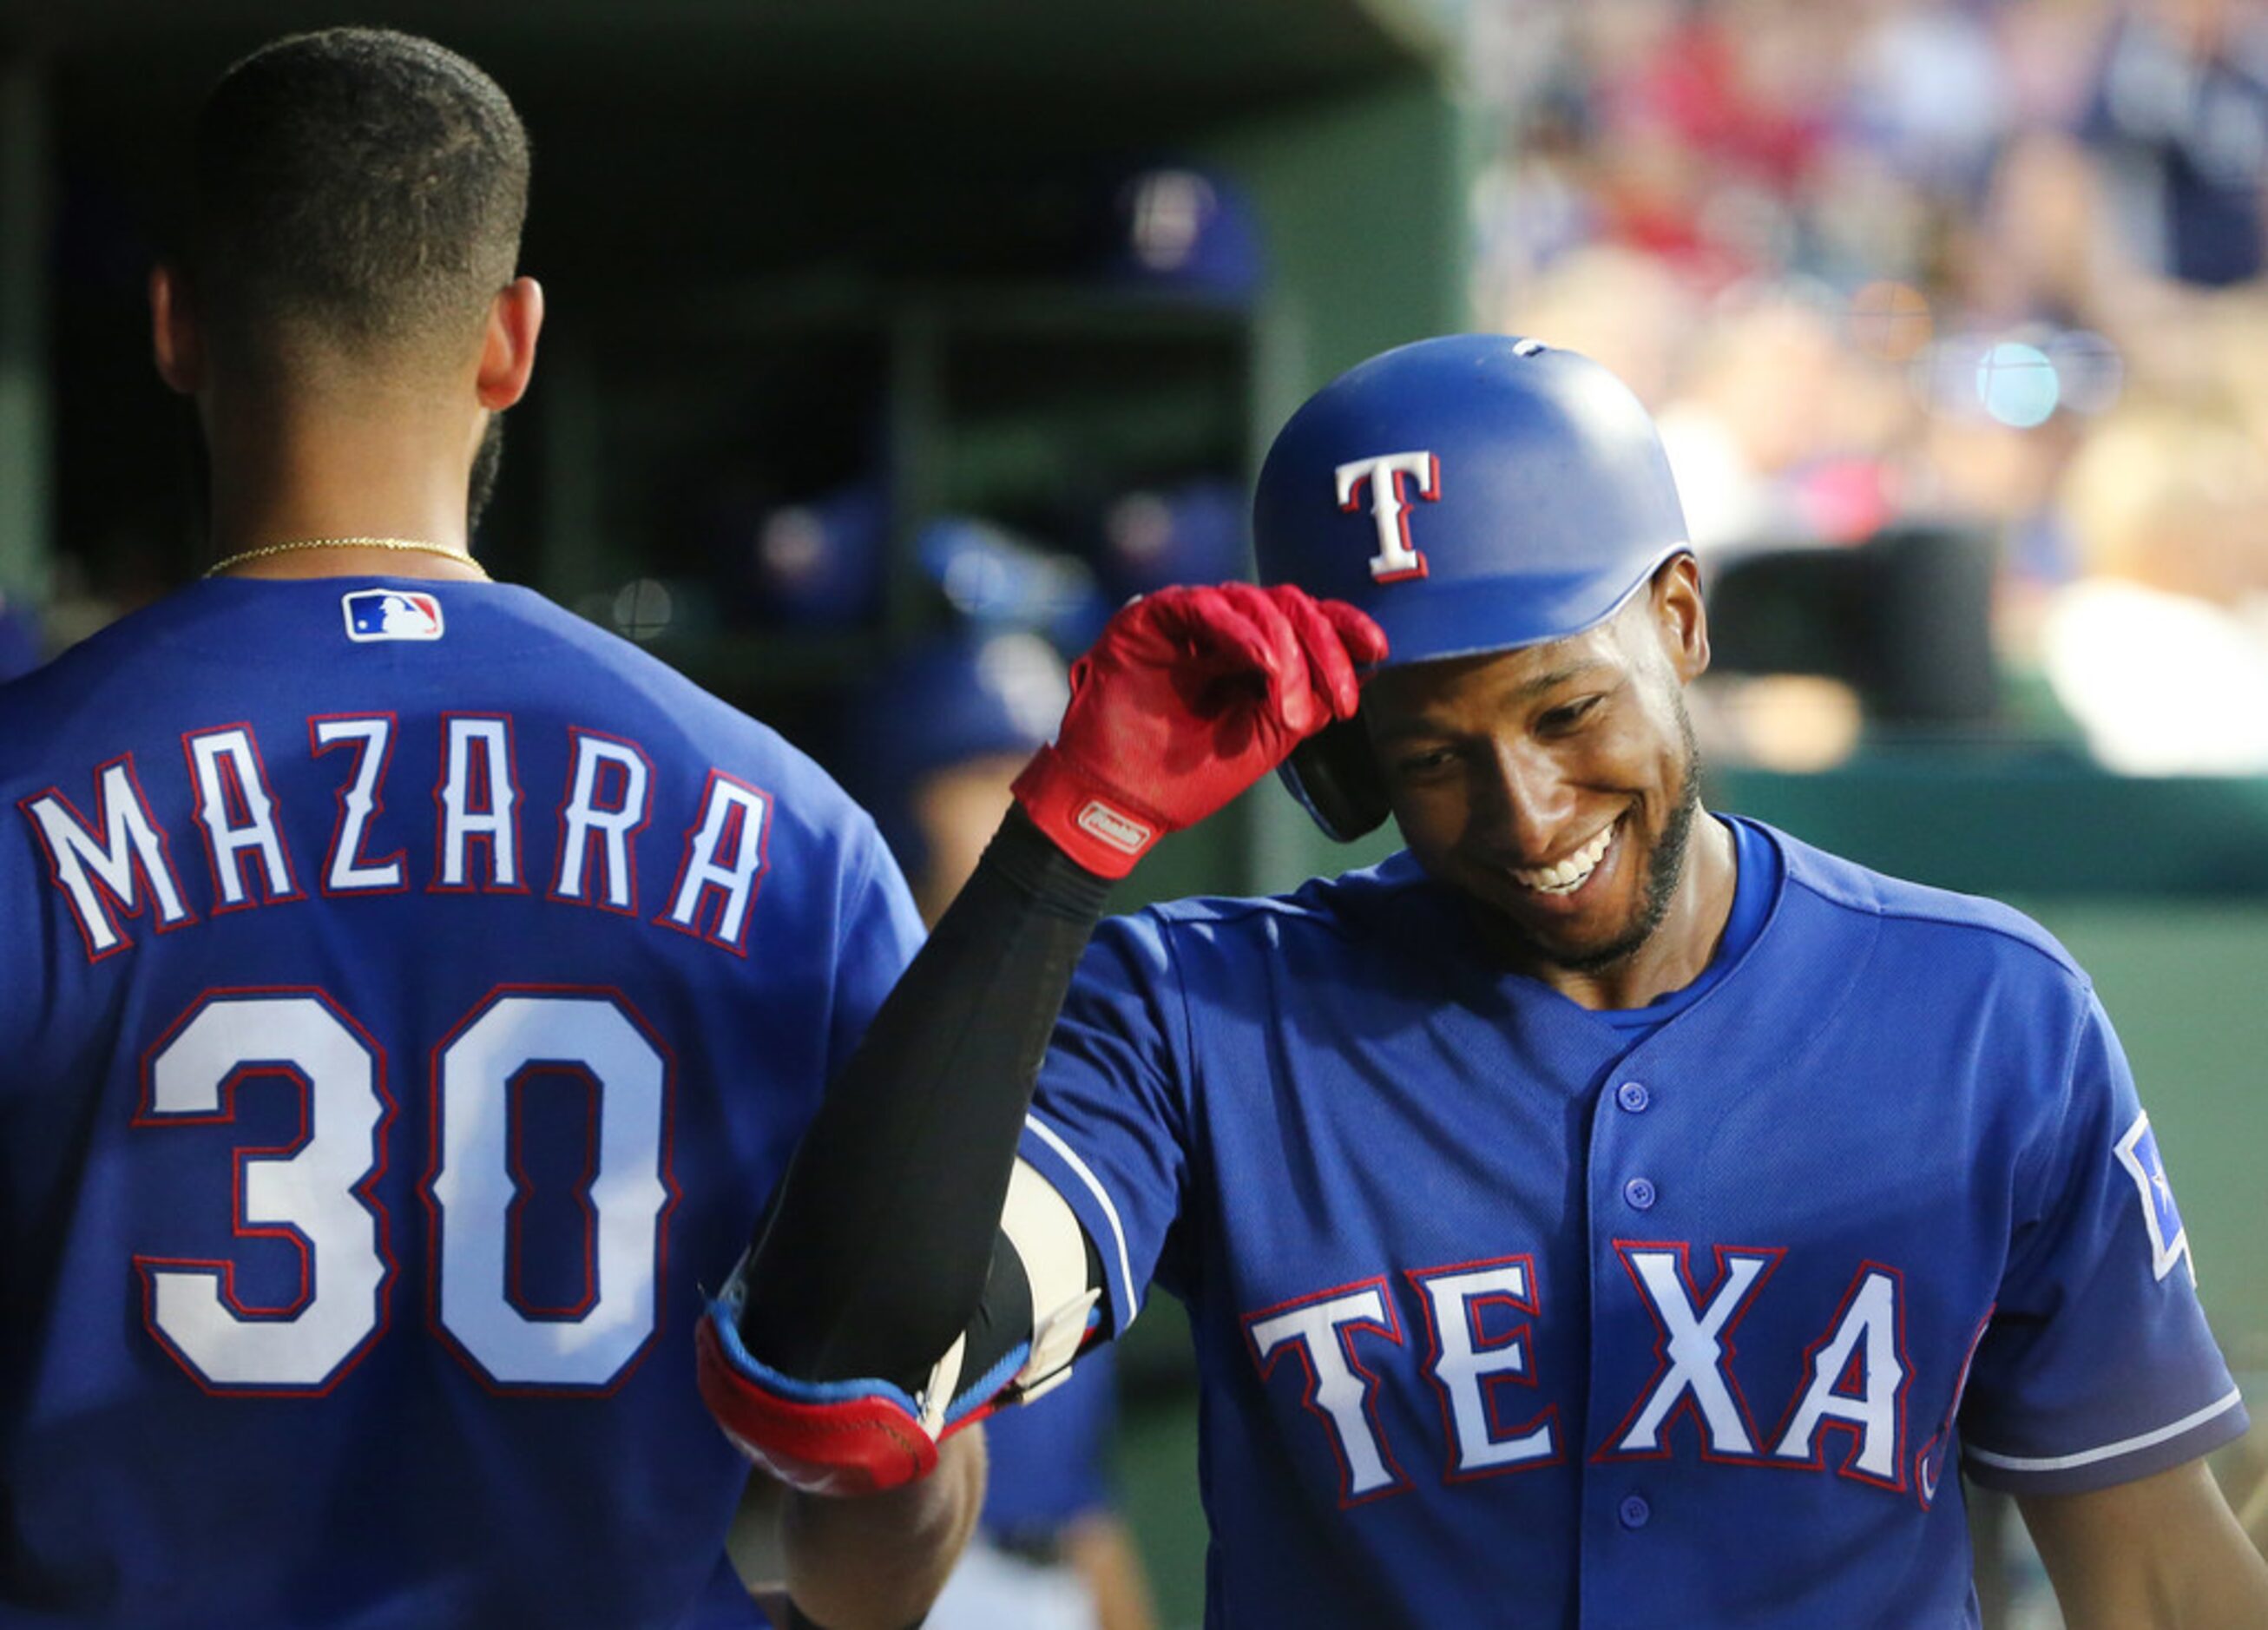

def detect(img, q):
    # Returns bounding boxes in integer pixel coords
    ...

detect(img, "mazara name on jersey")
[19,711,773,962]
[1246,1242,1968,1510]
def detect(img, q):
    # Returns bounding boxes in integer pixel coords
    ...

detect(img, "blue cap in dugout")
[1252,333,1693,840]
[834,629,1070,880]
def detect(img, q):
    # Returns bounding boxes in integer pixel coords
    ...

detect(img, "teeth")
[1513,821,1616,894]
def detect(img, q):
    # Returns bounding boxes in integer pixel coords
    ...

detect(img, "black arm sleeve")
[735,806,1113,1390]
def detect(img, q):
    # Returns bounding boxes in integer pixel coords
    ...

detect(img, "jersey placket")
[1579,1035,1675,1614]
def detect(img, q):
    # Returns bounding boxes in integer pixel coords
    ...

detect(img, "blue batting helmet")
[833,630,1070,883]
[1252,334,1691,839]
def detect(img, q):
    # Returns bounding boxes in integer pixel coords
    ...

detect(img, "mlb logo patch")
[2114,1111,2194,1285]
[343,589,444,643]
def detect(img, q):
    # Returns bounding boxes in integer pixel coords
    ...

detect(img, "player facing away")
[0,30,976,1630]
[700,334,2268,1627]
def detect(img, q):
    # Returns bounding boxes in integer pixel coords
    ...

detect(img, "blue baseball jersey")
[0,577,924,1627]
[1016,817,2245,1627]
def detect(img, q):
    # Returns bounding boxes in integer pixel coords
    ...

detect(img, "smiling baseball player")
[701,334,2268,1627]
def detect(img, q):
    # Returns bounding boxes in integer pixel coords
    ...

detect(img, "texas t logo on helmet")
[1333,451,1439,582]
[1252,332,1694,841]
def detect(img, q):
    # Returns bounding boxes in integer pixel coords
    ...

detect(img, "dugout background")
[3,3,2266,1622]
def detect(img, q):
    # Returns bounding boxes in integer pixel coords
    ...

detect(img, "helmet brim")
[1362,544,1689,671]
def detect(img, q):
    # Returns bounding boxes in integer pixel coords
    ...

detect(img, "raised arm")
[694,586,1383,1614]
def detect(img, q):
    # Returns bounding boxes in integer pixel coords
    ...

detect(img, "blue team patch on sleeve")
[2114,1112,2192,1285]
[342,589,444,642]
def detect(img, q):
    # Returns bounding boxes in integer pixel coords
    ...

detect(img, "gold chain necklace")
[204,536,490,580]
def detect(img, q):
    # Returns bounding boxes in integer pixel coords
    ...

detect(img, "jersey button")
[1615,1080,1651,1113]
[1623,1177,1657,1210]
[1619,1494,1651,1530]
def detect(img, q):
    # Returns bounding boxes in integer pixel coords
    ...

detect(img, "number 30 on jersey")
[135,987,674,1395]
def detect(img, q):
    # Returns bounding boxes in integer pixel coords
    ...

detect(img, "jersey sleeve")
[1016,910,1191,1338]
[822,821,926,1080]
[1959,989,2248,1495]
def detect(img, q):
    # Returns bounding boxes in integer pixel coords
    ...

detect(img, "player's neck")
[1520,811,1739,1012]
[201,401,482,581]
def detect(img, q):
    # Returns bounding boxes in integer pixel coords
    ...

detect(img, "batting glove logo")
[1075,799,1154,857]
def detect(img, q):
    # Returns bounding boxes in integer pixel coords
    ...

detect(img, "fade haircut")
[187,28,529,378]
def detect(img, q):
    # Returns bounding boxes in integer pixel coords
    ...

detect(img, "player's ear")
[150,264,203,397]
[476,276,543,411]
[1653,553,1710,683]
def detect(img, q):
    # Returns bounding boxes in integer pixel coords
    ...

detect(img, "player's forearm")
[781,1429,988,1630]
[2168,1547,2268,1629]
[735,807,1111,1387]
[733,584,1371,1388]
[2023,1459,2268,1628]
[704,585,1371,1495]
[2137,1515,2268,1630]
[2054,1551,2268,1630]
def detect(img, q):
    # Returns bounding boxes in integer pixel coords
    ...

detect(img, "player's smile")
[1509,814,1619,895]
[1362,562,1732,1005]
[1469,796,1646,939]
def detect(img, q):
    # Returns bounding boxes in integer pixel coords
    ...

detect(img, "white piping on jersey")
[1964,1386,2243,1474]
[1024,1111,1138,1327]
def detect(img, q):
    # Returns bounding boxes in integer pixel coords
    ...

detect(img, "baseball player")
[701,335,2268,1625]
[0,30,974,1629]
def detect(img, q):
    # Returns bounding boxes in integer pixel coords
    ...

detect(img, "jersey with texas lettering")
[1015,817,2244,1628]
[0,576,923,1629]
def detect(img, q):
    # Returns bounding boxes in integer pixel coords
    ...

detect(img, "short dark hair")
[187,28,529,374]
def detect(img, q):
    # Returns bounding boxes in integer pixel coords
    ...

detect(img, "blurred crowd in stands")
[24,0,2268,792]
[1467,0,2268,773]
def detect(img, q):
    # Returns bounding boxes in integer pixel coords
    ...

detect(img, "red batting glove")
[1012,582,1389,878]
